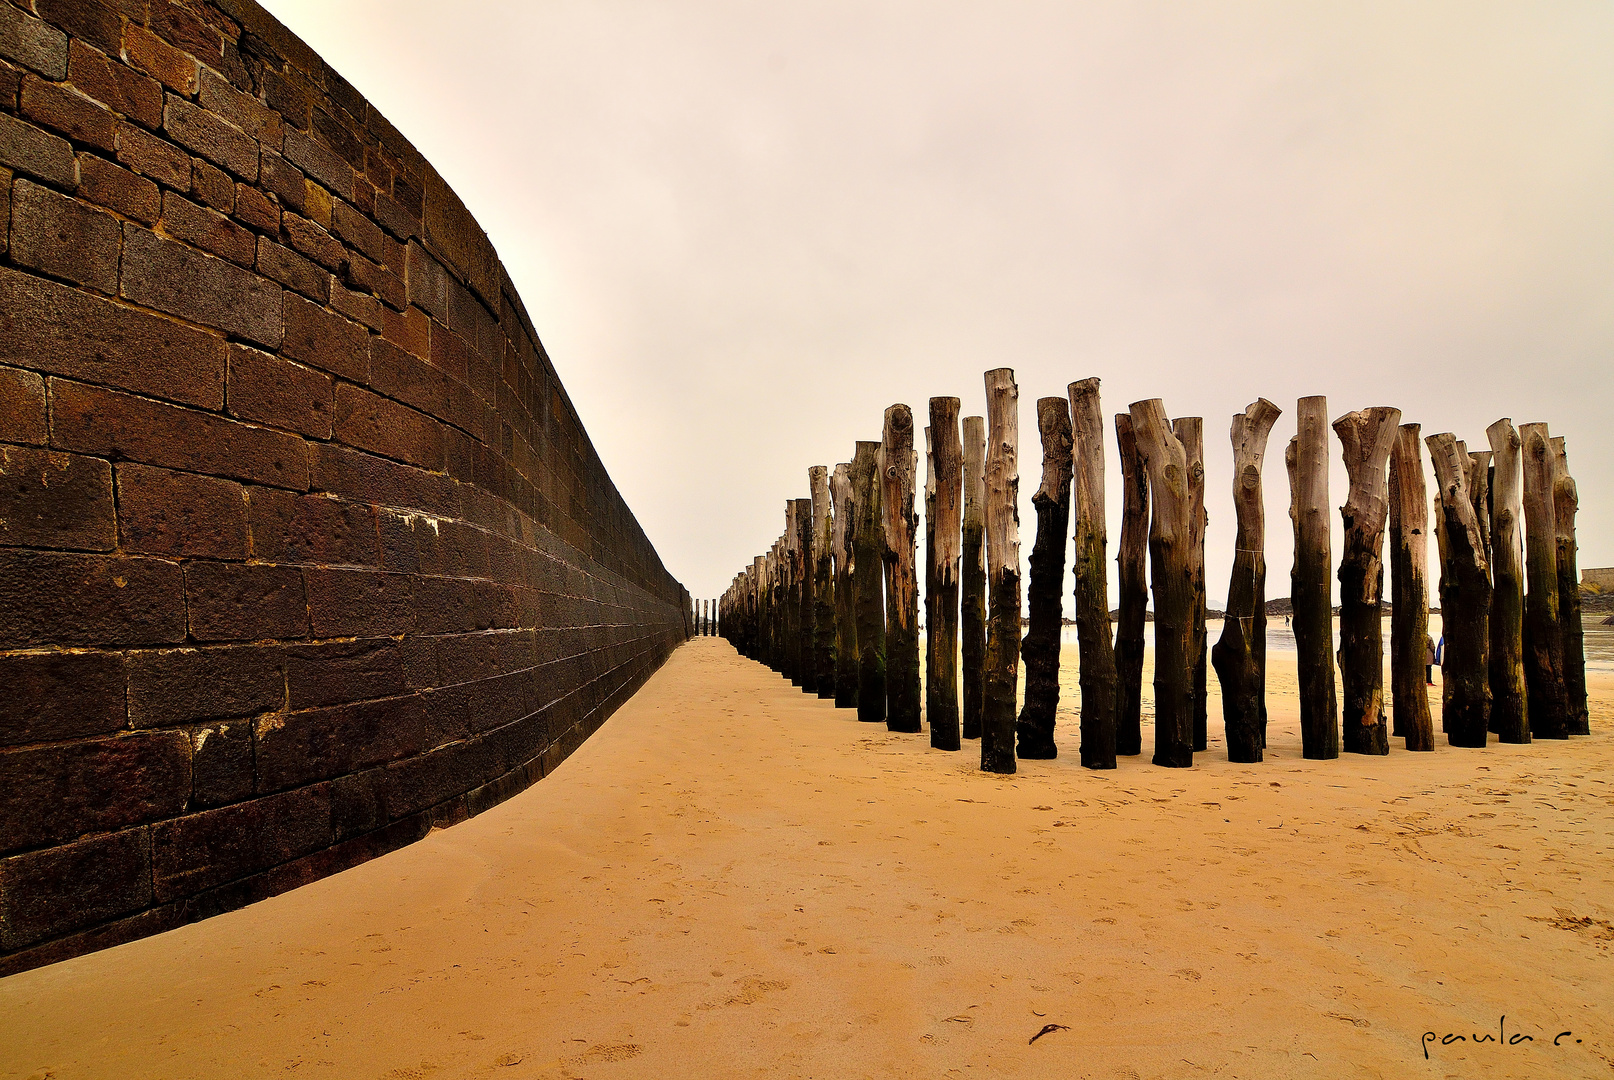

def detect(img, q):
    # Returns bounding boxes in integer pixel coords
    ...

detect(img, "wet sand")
[2,638,1610,1079]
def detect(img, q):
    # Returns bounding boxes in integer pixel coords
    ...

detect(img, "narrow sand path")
[2,638,1610,1079]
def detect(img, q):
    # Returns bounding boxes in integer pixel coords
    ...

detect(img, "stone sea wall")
[0,0,690,974]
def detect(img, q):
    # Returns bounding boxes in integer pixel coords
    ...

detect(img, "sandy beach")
[1,637,1610,1080]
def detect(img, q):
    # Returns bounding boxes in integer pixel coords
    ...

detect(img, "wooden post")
[811,467,836,698]
[1552,438,1587,735]
[1016,397,1073,759]
[982,369,1021,774]
[752,556,766,660]
[1129,398,1194,768]
[1388,423,1435,751]
[1113,412,1148,756]
[1069,380,1118,769]
[783,503,801,684]
[831,463,858,708]
[1334,406,1401,755]
[850,441,887,724]
[764,543,779,671]
[1486,419,1528,743]
[1519,422,1567,739]
[929,397,964,751]
[960,415,988,741]
[1211,398,1281,762]
[1427,432,1492,745]
[1469,449,1493,578]
[881,405,921,733]
[795,497,816,692]
[1287,396,1339,759]
[924,426,937,734]
[1174,417,1208,753]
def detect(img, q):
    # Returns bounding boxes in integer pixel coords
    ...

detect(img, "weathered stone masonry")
[0,0,692,975]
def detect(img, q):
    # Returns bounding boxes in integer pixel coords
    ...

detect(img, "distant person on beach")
[1434,635,1445,674]
[1425,634,1436,684]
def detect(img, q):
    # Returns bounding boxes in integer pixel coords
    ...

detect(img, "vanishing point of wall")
[0,0,691,975]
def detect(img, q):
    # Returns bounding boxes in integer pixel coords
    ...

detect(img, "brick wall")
[0,0,692,975]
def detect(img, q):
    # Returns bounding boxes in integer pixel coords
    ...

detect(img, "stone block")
[310,442,458,518]
[254,695,424,792]
[333,383,443,470]
[255,236,327,303]
[9,177,119,292]
[304,567,413,637]
[0,828,151,950]
[190,720,254,807]
[0,549,185,648]
[160,189,254,266]
[66,39,161,130]
[20,73,116,153]
[233,182,277,232]
[0,111,76,188]
[382,302,430,357]
[147,1,223,67]
[0,3,67,80]
[281,211,345,271]
[122,22,194,95]
[329,278,384,331]
[115,462,248,558]
[330,199,384,263]
[34,0,123,57]
[0,267,224,406]
[284,638,404,710]
[77,152,159,222]
[283,128,351,199]
[150,785,331,902]
[343,252,405,313]
[114,118,188,187]
[0,365,46,445]
[0,650,126,747]
[226,344,332,438]
[120,224,282,347]
[0,444,115,550]
[184,560,308,642]
[249,489,379,567]
[197,66,280,144]
[0,730,191,853]
[369,336,449,419]
[282,291,368,381]
[127,644,284,728]
[189,158,233,212]
[164,94,256,180]
[49,379,309,489]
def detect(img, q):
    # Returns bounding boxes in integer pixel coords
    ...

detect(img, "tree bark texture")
[982,369,1022,774]
[811,467,836,698]
[1017,397,1073,760]
[1486,420,1528,743]
[1334,406,1400,755]
[795,497,816,693]
[881,405,921,733]
[1552,438,1587,735]
[1069,380,1118,769]
[1211,398,1280,763]
[1174,417,1208,753]
[1113,412,1148,757]
[961,415,988,741]
[1519,422,1567,739]
[1130,398,1194,768]
[850,441,887,724]
[1388,423,1435,751]
[929,397,964,751]
[831,463,858,708]
[1288,396,1339,758]
[1427,432,1492,746]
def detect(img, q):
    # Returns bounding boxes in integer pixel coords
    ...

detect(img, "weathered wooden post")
[1552,438,1587,735]
[1427,432,1492,746]
[1129,398,1194,768]
[961,415,988,741]
[1287,396,1339,759]
[1388,423,1435,750]
[795,497,817,691]
[1173,417,1208,752]
[1065,380,1117,769]
[929,398,964,751]
[1113,412,1148,756]
[1469,450,1493,577]
[1519,423,1567,739]
[982,369,1022,774]
[831,463,858,708]
[764,543,779,670]
[1486,420,1528,743]
[925,427,938,733]
[1334,406,1401,755]
[752,556,766,659]
[1211,398,1281,762]
[1017,397,1073,759]
[783,504,801,683]
[881,406,921,733]
[811,468,836,697]
[850,441,887,724]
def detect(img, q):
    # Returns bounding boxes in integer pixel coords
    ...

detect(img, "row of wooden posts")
[713,370,1590,772]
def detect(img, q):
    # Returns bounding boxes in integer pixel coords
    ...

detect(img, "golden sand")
[1,638,1609,1079]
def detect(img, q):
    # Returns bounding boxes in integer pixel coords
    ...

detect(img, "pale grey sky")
[265,1,1614,609]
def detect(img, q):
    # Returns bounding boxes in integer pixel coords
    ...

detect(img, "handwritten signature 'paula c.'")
[1422,1016,1580,1060]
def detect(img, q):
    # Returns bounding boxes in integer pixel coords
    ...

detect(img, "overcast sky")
[264,1,1613,610]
